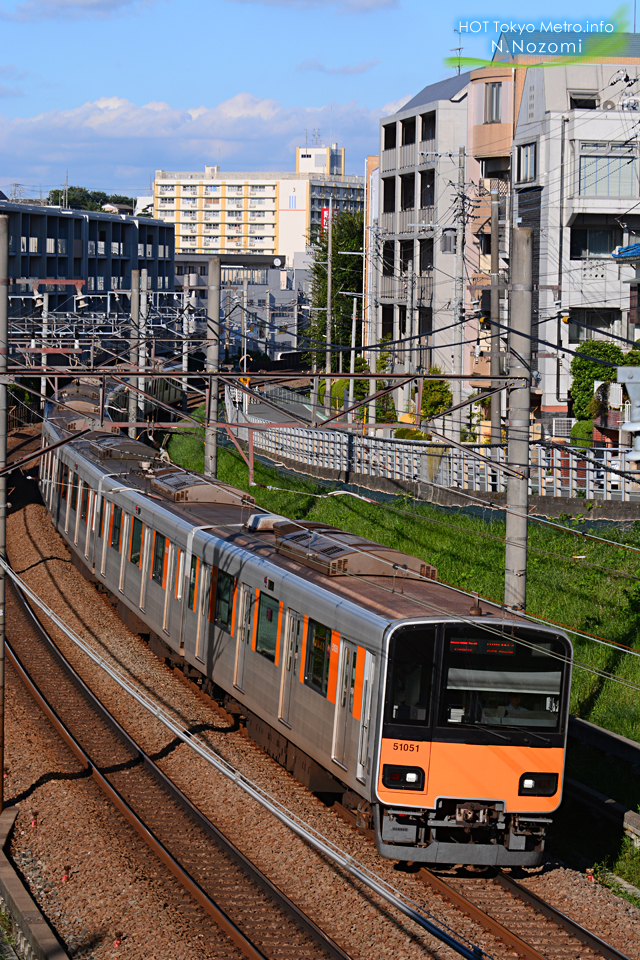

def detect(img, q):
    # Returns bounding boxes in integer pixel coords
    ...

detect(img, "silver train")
[39,379,572,866]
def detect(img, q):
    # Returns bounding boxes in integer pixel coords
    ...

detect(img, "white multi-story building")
[153,144,363,267]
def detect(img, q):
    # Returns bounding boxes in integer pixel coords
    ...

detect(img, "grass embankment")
[168,415,640,886]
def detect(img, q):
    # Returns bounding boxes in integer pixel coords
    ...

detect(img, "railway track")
[334,803,632,960]
[4,572,351,960]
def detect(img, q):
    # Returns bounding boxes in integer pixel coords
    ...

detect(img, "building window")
[204,185,220,194]
[568,308,619,342]
[570,226,621,259]
[305,619,331,696]
[382,178,395,214]
[570,94,599,109]
[484,82,502,123]
[255,594,279,662]
[516,143,537,182]
[383,122,396,151]
[382,241,394,276]
[579,146,636,197]
[401,117,416,146]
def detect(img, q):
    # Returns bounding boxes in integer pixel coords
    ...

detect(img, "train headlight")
[382,765,425,791]
[518,772,558,797]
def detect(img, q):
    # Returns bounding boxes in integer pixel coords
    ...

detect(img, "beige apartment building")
[153,144,363,267]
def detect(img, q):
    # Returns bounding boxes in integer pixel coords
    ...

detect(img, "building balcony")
[380,275,395,298]
[381,149,396,173]
[398,143,416,169]
[415,274,433,301]
[380,211,395,233]
[418,139,435,163]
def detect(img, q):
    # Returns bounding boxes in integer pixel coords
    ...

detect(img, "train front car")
[375,619,572,866]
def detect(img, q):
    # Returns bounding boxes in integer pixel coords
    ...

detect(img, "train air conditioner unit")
[273,521,437,580]
[89,437,156,460]
[150,469,256,506]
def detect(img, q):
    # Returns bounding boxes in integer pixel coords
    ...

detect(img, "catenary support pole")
[348,297,357,412]
[205,257,221,478]
[490,187,501,448]
[451,146,465,443]
[325,197,333,404]
[128,270,140,439]
[0,215,8,812]
[504,227,533,610]
[40,292,48,413]
[369,221,378,431]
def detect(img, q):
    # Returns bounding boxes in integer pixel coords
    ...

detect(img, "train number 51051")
[393,742,419,752]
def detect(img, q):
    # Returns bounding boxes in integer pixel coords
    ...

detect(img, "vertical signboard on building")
[321,207,329,232]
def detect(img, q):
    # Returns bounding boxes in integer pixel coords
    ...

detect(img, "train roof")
[44,382,540,632]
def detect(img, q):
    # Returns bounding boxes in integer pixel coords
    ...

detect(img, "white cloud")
[0,93,385,191]
[297,58,379,75]
[381,93,412,114]
[0,0,151,20]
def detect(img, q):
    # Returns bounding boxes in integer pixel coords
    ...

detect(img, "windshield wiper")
[455,721,511,742]
[497,723,552,745]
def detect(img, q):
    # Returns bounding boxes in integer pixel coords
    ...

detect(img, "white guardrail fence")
[227,390,640,502]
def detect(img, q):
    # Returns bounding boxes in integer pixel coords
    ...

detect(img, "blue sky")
[0,0,631,197]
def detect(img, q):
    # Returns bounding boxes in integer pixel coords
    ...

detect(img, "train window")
[70,473,79,512]
[439,627,566,731]
[130,517,143,566]
[175,550,184,599]
[80,483,90,521]
[60,463,69,501]
[255,594,279,662]
[215,570,234,629]
[305,619,331,697]
[384,625,435,729]
[110,505,122,550]
[188,556,199,609]
[152,534,167,585]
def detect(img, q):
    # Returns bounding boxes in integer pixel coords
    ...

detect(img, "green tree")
[48,186,135,211]
[420,365,453,421]
[305,210,364,369]
[569,340,623,420]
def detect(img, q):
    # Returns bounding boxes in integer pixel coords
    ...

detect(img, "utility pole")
[490,187,501,448]
[325,196,333,406]
[205,257,221,478]
[504,227,533,610]
[139,268,148,422]
[0,215,8,813]
[369,221,378,430]
[40,291,49,413]
[451,146,466,443]
[406,258,414,418]
[242,276,249,368]
[348,297,357,414]
[128,270,139,439]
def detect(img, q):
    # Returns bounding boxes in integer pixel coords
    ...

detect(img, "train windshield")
[439,626,567,730]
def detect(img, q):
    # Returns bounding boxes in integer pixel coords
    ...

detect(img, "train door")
[195,563,209,662]
[278,609,302,727]
[233,584,253,692]
[332,639,358,769]
[357,652,376,784]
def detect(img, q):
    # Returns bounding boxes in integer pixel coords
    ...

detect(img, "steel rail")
[6,575,353,960]
[5,638,272,960]
[495,871,633,960]
[2,559,493,960]
[418,869,547,960]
